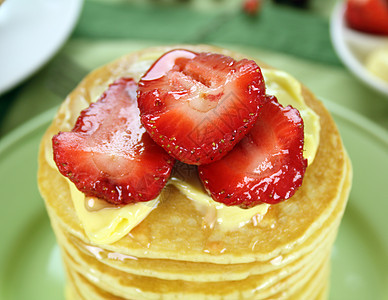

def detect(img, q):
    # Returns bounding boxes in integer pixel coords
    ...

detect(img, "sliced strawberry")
[198,96,307,208]
[137,49,267,165]
[52,77,175,205]
[345,0,388,35]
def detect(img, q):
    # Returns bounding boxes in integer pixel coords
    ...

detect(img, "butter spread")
[48,53,320,245]
[262,69,320,165]
[68,179,160,244]
[170,176,270,231]
[365,46,388,83]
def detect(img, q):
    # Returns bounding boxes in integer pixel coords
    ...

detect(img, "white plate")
[330,2,388,97]
[0,0,83,95]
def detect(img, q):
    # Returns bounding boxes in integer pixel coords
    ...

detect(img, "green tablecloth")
[1,0,387,134]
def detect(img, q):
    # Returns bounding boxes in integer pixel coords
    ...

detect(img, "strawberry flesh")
[52,77,175,205]
[198,96,307,208]
[345,0,388,35]
[137,49,267,165]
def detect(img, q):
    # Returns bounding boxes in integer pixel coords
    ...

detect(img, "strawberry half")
[52,77,175,205]
[345,0,388,35]
[198,96,307,208]
[137,49,267,165]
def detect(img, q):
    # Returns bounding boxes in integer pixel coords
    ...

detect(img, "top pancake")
[38,45,351,264]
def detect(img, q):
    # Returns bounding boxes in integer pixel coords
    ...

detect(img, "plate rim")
[0,107,57,155]
[325,100,388,148]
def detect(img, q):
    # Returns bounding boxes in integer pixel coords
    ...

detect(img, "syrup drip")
[73,236,139,263]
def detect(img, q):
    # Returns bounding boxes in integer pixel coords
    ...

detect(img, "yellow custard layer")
[365,46,388,83]
[48,63,320,245]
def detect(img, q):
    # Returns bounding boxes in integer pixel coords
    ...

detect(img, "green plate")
[0,102,387,300]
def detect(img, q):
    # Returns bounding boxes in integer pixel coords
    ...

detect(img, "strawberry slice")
[137,49,267,165]
[198,96,307,208]
[345,0,388,35]
[52,77,175,205]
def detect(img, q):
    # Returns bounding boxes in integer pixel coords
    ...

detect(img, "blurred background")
[0,0,387,299]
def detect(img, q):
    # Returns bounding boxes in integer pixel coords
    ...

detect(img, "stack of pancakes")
[38,45,352,299]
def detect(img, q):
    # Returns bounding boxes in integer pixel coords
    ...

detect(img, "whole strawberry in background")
[243,0,262,15]
[345,0,388,35]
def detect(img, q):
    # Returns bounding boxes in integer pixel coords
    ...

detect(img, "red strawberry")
[137,49,267,165]
[243,0,262,16]
[198,96,307,208]
[52,77,174,205]
[345,0,388,35]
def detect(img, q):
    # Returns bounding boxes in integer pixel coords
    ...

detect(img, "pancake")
[52,158,350,299]
[63,253,330,300]
[37,45,352,299]
[47,165,348,283]
[53,218,334,296]
[62,247,329,300]
[50,214,338,282]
